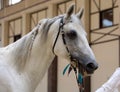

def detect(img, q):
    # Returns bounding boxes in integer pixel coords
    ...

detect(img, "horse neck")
[23,19,64,91]
[5,20,58,91]
[26,40,54,77]
[23,30,55,91]
[3,29,55,91]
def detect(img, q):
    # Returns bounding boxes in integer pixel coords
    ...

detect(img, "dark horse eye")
[67,30,77,39]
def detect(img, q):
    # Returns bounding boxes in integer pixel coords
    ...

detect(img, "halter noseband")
[52,18,85,91]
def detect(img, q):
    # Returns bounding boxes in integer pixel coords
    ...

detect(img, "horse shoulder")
[0,64,29,92]
[0,65,13,92]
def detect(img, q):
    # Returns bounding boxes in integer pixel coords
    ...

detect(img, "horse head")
[51,5,98,74]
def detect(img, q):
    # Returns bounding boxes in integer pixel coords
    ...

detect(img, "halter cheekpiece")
[52,18,85,92]
[52,18,70,55]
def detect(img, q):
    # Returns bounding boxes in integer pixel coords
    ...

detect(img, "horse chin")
[76,62,94,77]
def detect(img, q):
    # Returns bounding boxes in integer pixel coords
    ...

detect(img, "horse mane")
[40,15,64,41]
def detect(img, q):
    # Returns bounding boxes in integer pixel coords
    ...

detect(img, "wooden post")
[1,20,9,46]
[22,13,31,35]
[48,57,58,92]
[47,4,58,92]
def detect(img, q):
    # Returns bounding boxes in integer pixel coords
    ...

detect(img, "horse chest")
[0,66,29,92]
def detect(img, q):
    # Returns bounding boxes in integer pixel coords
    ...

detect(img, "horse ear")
[65,4,74,19]
[76,8,84,19]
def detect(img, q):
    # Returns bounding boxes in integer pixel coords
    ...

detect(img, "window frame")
[8,0,22,6]
[100,8,113,28]
[8,17,22,44]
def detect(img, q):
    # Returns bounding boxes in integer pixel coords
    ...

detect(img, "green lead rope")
[63,64,84,91]
[63,64,70,75]
[78,73,83,84]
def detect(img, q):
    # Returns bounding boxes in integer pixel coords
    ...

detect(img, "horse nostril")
[86,63,98,70]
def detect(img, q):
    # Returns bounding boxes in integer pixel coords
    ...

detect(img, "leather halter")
[52,18,85,91]
[52,18,76,62]
[52,18,70,57]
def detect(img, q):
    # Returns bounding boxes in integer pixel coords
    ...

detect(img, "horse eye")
[67,30,77,39]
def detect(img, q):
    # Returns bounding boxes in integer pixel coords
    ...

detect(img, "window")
[14,34,21,42]
[9,0,21,5]
[8,18,22,44]
[100,9,113,28]
[0,0,3,10]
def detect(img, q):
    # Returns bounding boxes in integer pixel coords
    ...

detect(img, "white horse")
[0,5,98,92]
[96,68,120,92]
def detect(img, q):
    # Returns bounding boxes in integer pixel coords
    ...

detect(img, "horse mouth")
[78,63,94,76]
[71,62,90,77]
[70,60,98,77]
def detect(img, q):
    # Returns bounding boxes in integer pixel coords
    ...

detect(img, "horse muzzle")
[71,55,98,74]
[85,60,98,74]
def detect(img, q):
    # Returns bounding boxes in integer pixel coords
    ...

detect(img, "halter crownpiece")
[52,18,66,55]
[52,17,85,91]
